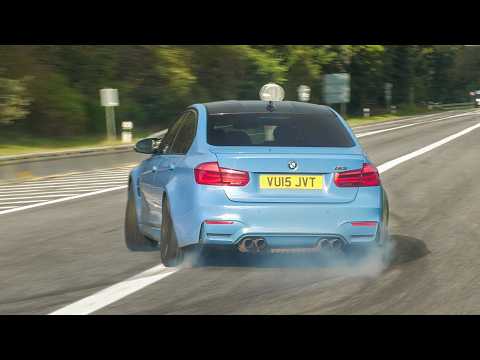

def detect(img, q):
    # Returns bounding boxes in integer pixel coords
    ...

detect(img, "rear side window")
[207,113,354,148]
[169,111,197,154]
[158,113,186,154]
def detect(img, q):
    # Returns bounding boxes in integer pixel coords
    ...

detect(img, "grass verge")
[0,130,153,157]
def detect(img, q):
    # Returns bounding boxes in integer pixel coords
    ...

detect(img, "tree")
[0,75,31,124]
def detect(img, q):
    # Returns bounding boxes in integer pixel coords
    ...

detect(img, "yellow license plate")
[259,175,323,190]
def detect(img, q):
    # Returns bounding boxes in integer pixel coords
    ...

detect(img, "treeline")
[0,45,479,136]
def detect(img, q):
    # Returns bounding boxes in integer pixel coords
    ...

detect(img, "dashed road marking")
[0,165,133,215]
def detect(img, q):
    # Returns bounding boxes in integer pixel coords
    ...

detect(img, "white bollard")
[363,108,371,118]
[121,121,134,144]
[122,132,132,144]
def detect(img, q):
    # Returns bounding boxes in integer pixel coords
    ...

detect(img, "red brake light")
[351,221,378,227]
[334,163,380,187]
[195,162,250,186]
[205,220,235,225]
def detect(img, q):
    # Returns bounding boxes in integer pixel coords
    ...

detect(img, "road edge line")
[49,265,177,315]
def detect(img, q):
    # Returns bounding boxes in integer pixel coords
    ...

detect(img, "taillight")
[194,162,250,186]
[351,221,378,227]
[205,220,234,225]
[334,163,380,187]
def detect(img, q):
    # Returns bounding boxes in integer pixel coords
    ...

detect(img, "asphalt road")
[1,109,480,315]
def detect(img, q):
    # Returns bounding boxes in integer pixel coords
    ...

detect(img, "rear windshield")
[207,113,355,147]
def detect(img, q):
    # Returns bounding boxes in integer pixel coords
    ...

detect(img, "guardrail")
[430,102,475,110]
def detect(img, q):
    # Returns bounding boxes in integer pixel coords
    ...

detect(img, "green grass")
[0,130,153,157]
[347,114,404,127]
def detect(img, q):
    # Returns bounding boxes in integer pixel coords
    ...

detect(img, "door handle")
[168,164,176,171]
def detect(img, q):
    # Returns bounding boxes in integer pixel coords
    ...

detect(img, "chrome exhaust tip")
[244,239,254,250]
[255,239,267,252]
[238,237,268,253]
[331,239,344,250]
[319,239,331,249]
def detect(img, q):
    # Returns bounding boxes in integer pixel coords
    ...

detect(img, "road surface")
[1,110,480,315]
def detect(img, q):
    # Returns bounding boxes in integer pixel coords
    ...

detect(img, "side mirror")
[134,138,161,154]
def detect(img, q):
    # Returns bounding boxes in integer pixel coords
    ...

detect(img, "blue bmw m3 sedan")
[125,87,389,266]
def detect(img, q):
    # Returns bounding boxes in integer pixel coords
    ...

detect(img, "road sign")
[324,73,350,105]
[100,89,119,107]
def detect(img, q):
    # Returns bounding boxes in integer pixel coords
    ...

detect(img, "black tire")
[160,198,184,267]
[125,184,159,252]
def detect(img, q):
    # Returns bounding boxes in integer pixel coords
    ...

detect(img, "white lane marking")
[0,180,127,190]
[20,174,131,184]
[0,167,132,186]
[0,188,115,196]
[49,264,177,315]
[0,206,15,210]
[356,111,480,138]
[0,185,126,195]
[15,178,130,186]
[0,167,132,184]
[378,122,480,174]
[0,186,127,216]
[0,194,80,201]
[0,200,54,205]
[0,186,125,195]
[351,110,461,131]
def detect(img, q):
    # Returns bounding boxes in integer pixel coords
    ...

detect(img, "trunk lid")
[211,147,364,204]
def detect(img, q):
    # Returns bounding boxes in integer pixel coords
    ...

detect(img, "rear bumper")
[199,209,381,248]
[174,187,386,249]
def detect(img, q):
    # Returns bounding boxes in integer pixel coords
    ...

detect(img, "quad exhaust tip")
[238,237,268,253]
[318,238,344,251]
[238,237,345,254]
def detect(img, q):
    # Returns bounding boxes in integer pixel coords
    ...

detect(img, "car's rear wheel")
[125,185,159,251]
[160,198,185,267]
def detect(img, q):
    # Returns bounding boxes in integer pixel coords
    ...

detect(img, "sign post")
[100,89,119,141]
[324,73,350,118]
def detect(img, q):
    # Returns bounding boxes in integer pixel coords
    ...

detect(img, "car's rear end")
[186,101,388,254]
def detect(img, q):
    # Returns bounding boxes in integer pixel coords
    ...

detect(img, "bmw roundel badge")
[288,161,298,170]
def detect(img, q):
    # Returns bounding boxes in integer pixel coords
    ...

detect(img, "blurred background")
[1,45,480,155]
